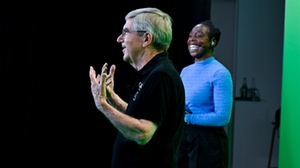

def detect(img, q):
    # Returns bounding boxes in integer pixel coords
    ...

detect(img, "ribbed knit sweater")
[180,56,233,126]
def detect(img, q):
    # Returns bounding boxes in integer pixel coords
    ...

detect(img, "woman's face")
[187,24,213,61]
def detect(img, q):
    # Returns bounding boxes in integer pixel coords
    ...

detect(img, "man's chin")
[123,56,131,63]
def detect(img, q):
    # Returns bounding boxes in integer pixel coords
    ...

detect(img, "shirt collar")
[138,52,169,75]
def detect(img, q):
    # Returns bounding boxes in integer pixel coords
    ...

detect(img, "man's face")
[187,24,211,60]
[116,18,145,65]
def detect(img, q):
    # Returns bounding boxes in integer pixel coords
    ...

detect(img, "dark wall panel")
[1,1,210,167]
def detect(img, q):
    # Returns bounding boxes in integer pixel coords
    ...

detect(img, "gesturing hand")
[89,63,109,111]
[106,64,116,98]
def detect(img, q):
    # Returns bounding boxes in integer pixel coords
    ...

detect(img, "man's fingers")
[90,64,112,86]
[101,63,108,73]
[107,65,115,88]
[89,66,94,78]
[89,66,98,83]
[106,81,112,86]
[100,71,107,85]
[109,64,116,77]
[96,74,100,81]
[100,64,108,86]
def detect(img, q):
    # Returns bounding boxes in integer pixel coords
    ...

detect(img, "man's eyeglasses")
[121,28,146,37]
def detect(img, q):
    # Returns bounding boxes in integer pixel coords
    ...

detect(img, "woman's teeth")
[189,45,199,50]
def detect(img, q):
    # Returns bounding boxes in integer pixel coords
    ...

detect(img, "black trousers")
[178,124,228,168]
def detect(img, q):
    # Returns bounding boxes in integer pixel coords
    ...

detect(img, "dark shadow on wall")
[0,1,210,167]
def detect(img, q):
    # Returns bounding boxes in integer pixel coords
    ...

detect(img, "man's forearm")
[107,92,127,113]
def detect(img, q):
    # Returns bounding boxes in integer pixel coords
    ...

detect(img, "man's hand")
[89,63,109,111]
[106,64,116,98]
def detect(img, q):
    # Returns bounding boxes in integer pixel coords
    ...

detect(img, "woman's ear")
[211,37,216,46]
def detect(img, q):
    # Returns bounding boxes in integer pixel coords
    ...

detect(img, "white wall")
[211,0,284,167]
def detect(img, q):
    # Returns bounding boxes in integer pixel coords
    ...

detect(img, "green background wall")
[279,0,300,167]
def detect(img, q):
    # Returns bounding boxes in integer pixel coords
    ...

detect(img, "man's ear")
[143,32,152,47]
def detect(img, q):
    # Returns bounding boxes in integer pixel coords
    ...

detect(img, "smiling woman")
[178,20,233,168]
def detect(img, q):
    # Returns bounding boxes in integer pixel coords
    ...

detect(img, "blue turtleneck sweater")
[180,56,233,126]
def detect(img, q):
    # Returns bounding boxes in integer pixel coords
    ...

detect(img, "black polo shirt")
[112,52,185,168]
